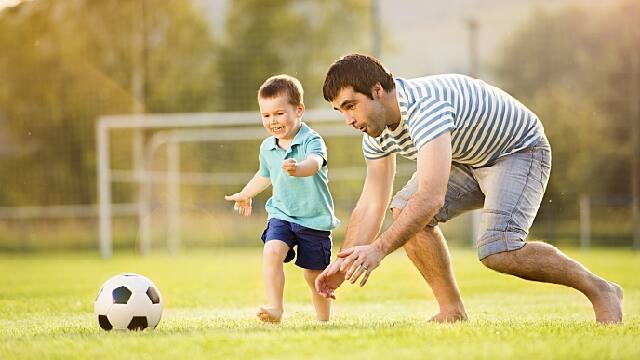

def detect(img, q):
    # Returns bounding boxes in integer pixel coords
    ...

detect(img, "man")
[315,53,623,324]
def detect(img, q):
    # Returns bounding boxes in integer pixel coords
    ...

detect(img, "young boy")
[224,74,340,323]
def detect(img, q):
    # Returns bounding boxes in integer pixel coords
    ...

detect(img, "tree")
[216,0,370,111]
[0,0,217,206]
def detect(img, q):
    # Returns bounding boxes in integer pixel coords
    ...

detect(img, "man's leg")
[481,242,623,323]
[397,209,468,322]
[474,137,622,323]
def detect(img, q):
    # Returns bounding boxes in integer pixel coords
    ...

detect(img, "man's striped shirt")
[363,75,545,167]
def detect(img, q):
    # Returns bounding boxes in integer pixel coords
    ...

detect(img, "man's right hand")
[315,258,347,299]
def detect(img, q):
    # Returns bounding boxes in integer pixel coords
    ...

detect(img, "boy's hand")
[224,193,252,216]
[315,258,347,299]
[282,158,298,176]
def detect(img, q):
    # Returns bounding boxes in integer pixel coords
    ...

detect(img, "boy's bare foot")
[428,308,468,323]
[257,307,283,324]
[592,281,623,324]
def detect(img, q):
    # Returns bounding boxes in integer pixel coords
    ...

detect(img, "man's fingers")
[349,264,367,284]
[344,257,363,279]
[339,253,358,272]
[359,270,371,287]
[337,247,355,258]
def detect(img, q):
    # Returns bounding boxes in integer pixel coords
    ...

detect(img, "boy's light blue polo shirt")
[258,122,340,231]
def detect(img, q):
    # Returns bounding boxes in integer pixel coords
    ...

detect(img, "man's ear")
[372,83,383,99]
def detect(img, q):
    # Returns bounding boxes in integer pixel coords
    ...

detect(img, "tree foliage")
[494,1,640,203]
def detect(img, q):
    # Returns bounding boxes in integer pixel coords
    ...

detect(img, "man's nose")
[344,113,356,127]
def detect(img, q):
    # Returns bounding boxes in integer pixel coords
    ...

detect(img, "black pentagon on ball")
[128,316,148,330]
[112,286,132,304]
[98,315,113,331]
[146,286,160,304]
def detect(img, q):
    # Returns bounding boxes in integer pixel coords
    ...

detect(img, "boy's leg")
[303,269,331,321]
[260,239,290,323]
[292,224,332,321]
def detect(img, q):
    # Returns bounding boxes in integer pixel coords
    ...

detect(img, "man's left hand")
[337,244,385,287]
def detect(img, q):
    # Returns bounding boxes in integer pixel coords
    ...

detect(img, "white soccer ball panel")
[94,287,113,315]
[121,274,152,293]
[145,304,163,327]
[107,303,135,329]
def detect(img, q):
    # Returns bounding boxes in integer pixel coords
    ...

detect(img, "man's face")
[330,86,387,138]
[258,95,303,141]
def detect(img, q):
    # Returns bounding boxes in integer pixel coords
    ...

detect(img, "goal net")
[96,110,471,258]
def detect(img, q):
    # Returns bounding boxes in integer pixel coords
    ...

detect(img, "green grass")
[1,247,639,359]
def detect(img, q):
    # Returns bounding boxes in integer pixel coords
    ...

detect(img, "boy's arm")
[282,154,324,177]
[240,171,271,198]
[224,171,271,216]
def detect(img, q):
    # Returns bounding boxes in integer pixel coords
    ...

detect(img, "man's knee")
[480,253,503,271]
[392,207,402,220]
[480,247,524,273]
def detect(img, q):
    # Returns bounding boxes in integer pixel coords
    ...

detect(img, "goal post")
[96,109,470,258]
[96,110,363,258]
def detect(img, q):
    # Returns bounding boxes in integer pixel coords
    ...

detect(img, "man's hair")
[323,53,395,102]
[258,74,304,106]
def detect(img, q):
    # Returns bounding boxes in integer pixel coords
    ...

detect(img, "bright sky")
[0,0,25,11]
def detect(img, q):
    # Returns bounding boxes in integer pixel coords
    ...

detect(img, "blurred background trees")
[0,0,638,250]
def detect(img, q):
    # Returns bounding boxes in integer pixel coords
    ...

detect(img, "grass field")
[1,247,639,359]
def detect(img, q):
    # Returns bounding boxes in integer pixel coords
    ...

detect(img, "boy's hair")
[258,74,304,106]
[323,53,395,102]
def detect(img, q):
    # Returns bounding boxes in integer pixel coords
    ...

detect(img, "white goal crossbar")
[96,109,369,259]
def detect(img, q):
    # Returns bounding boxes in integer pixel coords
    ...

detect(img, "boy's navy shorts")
[261,218,332,270]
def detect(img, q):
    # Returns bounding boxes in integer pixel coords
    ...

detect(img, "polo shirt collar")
[267,122,308,151]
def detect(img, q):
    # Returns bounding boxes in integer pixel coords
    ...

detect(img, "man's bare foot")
[257,306,283,324]
[428,310,468,323]
[592,281,623,324]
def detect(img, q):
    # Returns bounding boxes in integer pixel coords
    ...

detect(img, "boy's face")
[330,86,387,138]
[258,95,304,141]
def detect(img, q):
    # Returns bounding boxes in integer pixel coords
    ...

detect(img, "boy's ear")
[296,102,305,117]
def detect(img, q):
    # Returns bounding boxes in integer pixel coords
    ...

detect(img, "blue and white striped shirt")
[363,75,545,167]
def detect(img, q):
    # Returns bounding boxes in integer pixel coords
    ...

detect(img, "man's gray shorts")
[390,136,552,260]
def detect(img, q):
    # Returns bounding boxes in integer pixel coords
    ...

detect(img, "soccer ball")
[94,273,163,331]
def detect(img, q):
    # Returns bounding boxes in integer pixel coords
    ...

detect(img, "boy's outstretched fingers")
[315,260,345,299]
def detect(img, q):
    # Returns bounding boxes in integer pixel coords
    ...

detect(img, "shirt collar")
[267,122,308,151]
[394,78,410,125]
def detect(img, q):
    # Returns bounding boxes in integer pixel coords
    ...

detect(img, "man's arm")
[342,153,396,249]
[314,153,395,299]
[373,132,451,255]
[340,132,452,285]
